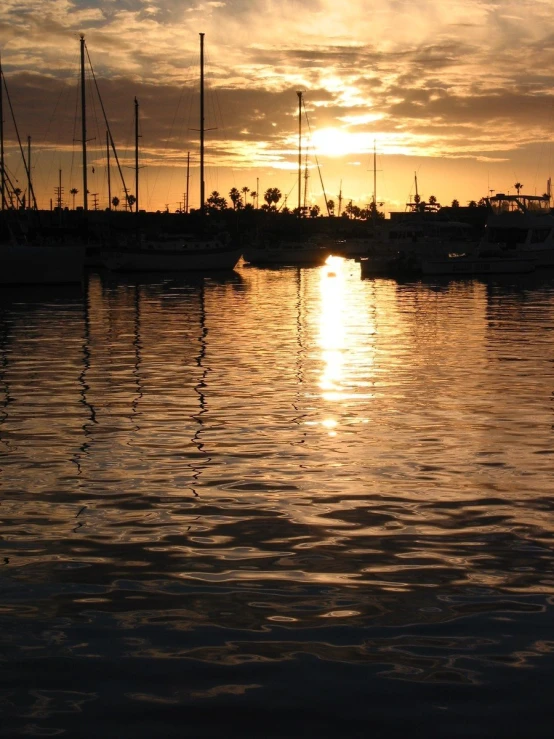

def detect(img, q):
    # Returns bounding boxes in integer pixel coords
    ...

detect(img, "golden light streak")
[318,256,348,433]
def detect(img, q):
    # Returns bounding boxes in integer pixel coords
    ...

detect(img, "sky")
[1,0,554,214]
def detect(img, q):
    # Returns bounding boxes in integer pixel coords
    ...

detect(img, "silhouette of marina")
[2,35,554,284]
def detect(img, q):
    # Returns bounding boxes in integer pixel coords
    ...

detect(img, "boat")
[102,34,241,273]
[0,238,85,285]
[242,92,332,267]
[0,60,85,285]
[421,252,536,276]
[243,234,331,267]
[347,174,479,271]
[103,230,241,271]
[479,192,554,267]
[359,249,421,279]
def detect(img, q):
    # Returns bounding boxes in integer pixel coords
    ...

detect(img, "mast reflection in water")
[1,266,554,738]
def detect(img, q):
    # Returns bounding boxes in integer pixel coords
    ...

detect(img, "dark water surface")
[1,260,554,737]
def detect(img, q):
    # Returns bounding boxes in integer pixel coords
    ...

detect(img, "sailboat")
[0,57,85,286]
[242,91,332,267]
[102,33,242,273]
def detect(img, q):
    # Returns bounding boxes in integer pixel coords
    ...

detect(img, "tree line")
[200,186,387,220]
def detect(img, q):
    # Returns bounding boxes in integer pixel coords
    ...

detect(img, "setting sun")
[310,128,358,158]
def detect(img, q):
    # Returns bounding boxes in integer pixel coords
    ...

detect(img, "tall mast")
[27,135,31,209]
[0,54,5,211]
[106,130,111,209]
[186,150,190,214]
[303,151,309,211]
[80,34,88,212]
[297,91,302,212]
[199,32,205,212]
[134,96,139,213]
[372,139,377,227]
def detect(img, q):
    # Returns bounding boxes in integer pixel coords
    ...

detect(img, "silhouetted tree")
[326,199,335,216]
[367,201,385,221]
[229,187,242,210]
[112,196,120,210]
[207,191,227,211]
[70,188,79,209]
[264,187,282,209]
[514,182,523,195]
[451,199,460,208]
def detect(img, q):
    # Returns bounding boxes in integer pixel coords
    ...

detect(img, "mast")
[80,34,88,212]
[303,151,309,211]
[134,96,139,213]
[27,135,31,209]
[185,150,190,214]
[0,54,5,211]
[297,91,302,212]
[372,140,376,227]
[199,32,205,212]
[106,130,111,209]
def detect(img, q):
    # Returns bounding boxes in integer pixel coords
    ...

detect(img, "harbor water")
[1,258,554,737]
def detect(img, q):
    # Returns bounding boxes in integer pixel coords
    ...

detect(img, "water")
[1,260,554,737]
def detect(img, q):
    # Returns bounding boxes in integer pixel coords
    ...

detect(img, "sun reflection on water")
[318,256,349,432]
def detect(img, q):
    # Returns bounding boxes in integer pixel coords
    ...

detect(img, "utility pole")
[56,169,63,209]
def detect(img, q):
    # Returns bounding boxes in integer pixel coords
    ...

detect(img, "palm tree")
[264,187,282,209]
[514,182,523,195]
[229,187,242,210]
[112,196,120,210]
[250,191,257,208]
[241,186,250,206]
[70,188,79,210]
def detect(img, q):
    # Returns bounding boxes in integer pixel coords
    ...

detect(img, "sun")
[310,127,357,158]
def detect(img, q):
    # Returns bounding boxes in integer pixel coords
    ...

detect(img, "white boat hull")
[0,244,85,285]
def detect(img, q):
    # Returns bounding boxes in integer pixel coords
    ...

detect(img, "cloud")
[2,0,554,210]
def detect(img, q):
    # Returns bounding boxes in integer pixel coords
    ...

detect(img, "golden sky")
[1,0,554,213]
